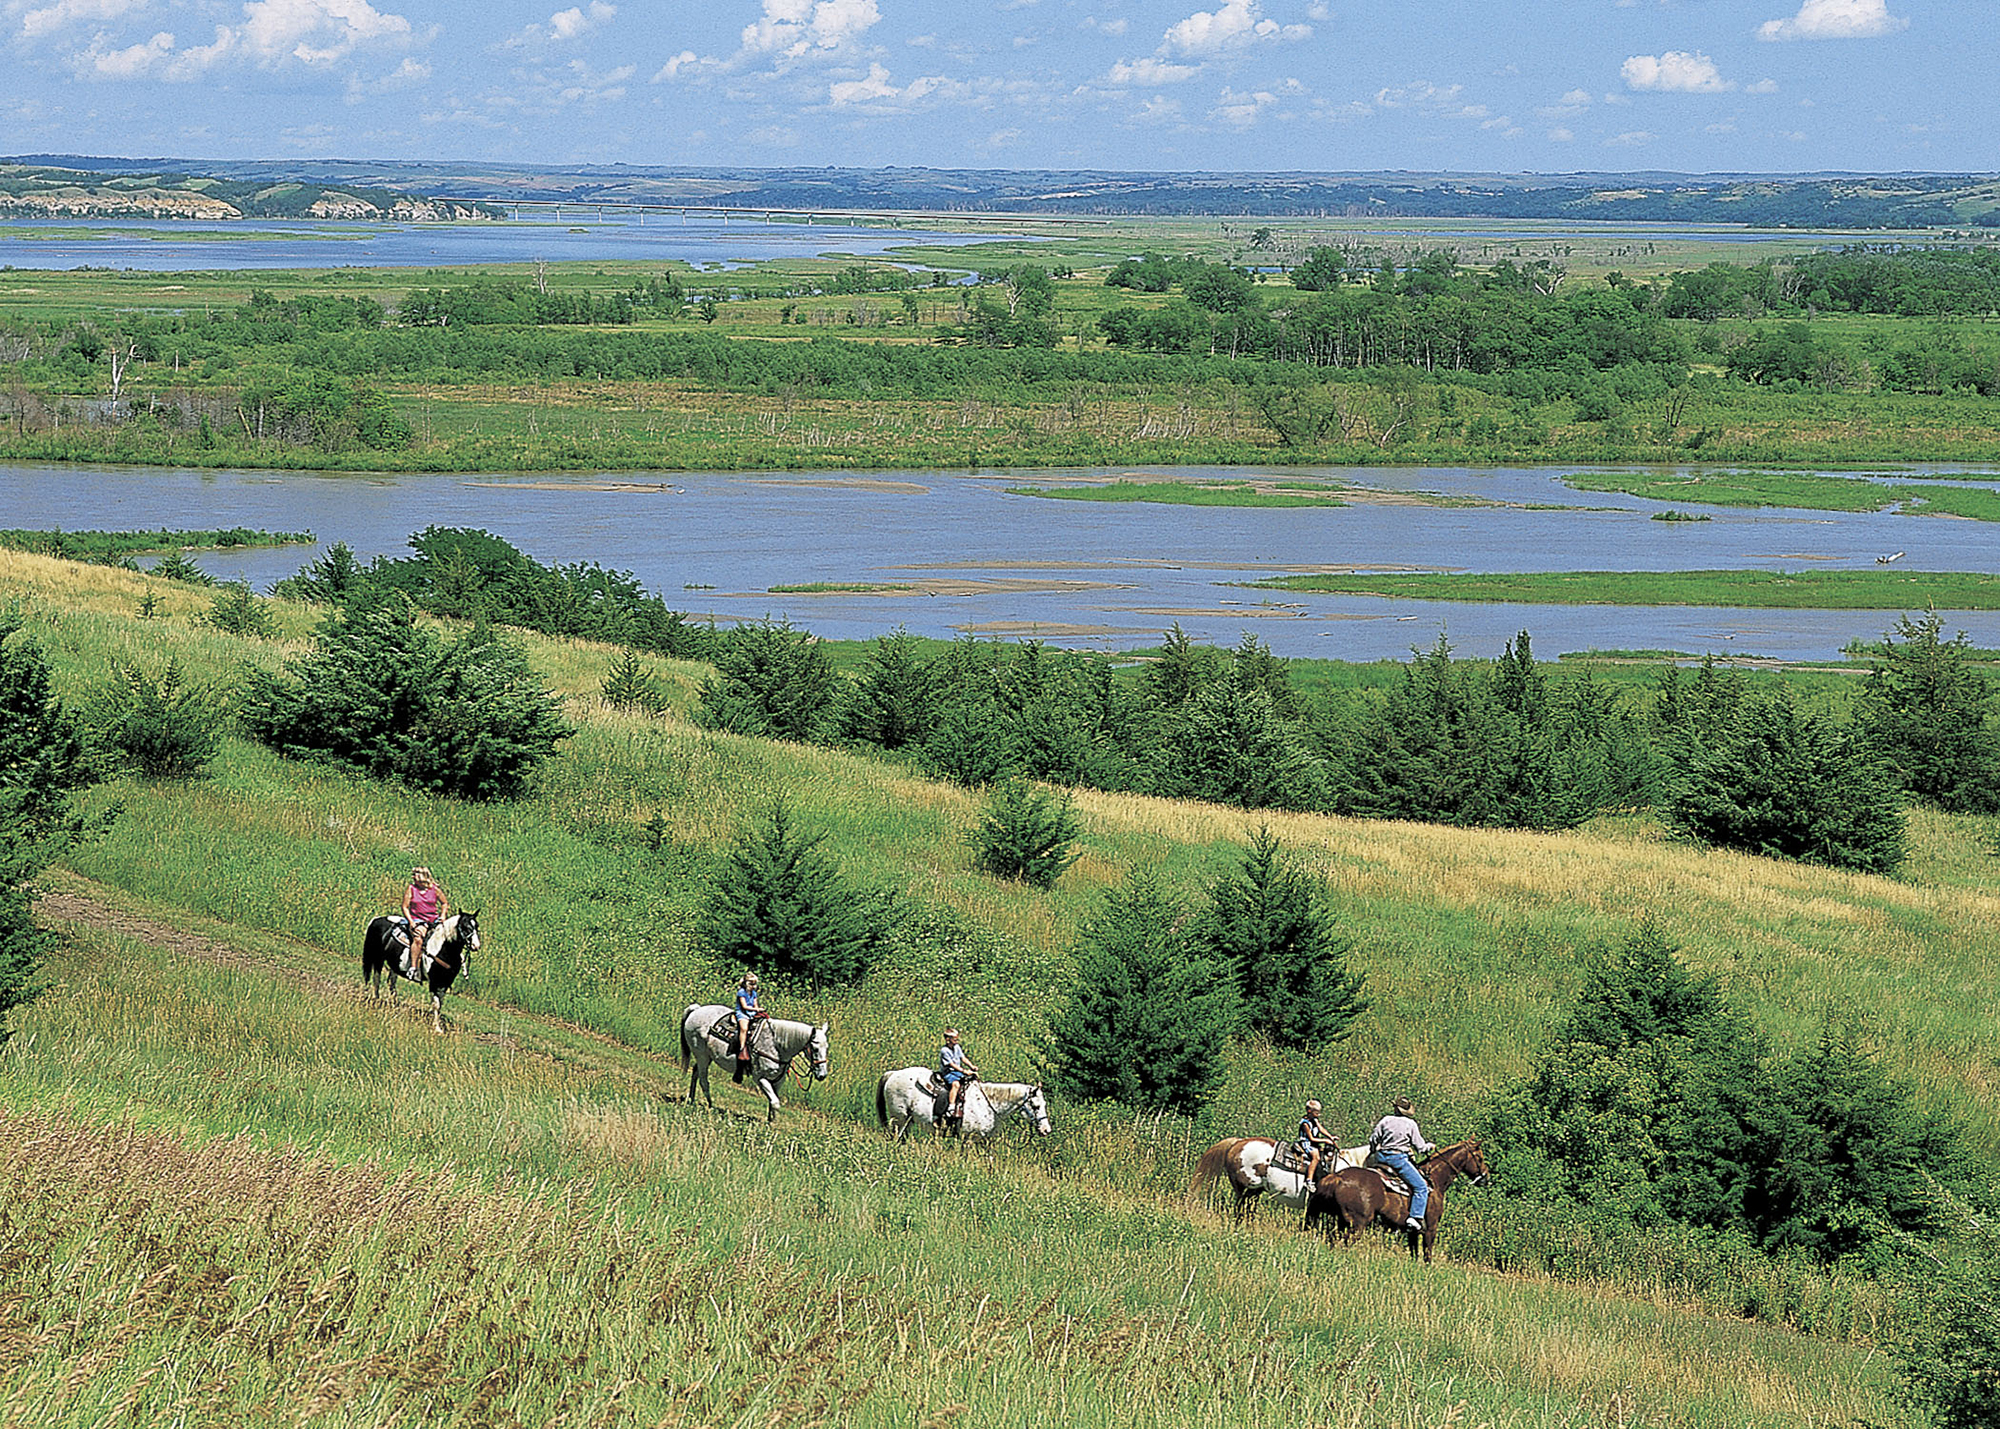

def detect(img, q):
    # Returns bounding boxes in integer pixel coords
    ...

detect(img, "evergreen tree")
[1858,608,2000,812]
[1197,828,1365,1048]
[599,650,670,715]
[1043,872,1241,1115]
[968,778,1081,888]
[695,620,836,742]
[703,799,892,988]
[1150,682,1326,810]
[1666,693,1906,873]
[206,579,275,638]
[241,598,570,800]
[837,629,935,750]
[0,611,108,1040]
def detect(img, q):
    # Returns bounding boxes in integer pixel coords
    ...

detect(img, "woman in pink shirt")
[401,865,448,979]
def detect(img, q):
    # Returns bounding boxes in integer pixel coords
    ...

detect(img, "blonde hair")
[411,867,433,884]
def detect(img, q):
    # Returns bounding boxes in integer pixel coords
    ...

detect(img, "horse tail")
[679,1006,696,1069]
[1188,1138,1240,1206]
[876,1073,892,1128]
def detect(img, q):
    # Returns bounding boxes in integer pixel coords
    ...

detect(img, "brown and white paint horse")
[1189,1135,1370,1220]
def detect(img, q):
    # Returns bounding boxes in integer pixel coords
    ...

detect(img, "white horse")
[680,1004,830,1123]
[1189,1136,1371,1220]
[876,1068,1052,1141]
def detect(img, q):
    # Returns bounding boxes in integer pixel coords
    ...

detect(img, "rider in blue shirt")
[732,973,761,1084]
[939,1028,980,1122]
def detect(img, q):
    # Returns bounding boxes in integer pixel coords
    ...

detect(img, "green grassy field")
[4,545,1996,1422]
[1246,568,2000,609]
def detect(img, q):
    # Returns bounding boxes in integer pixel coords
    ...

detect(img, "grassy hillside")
[4,546,1989,1423]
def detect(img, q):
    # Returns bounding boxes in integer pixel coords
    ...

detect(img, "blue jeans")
[1378,1150,1428,1221]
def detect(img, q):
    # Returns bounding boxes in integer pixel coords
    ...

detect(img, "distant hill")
[0,160,501,221]
[13,155,1999,229]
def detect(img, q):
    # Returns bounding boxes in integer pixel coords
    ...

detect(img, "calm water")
[8,461,2000,662]
[0,216,1026,273]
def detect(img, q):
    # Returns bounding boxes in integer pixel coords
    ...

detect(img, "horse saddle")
[708,1013,779,1076]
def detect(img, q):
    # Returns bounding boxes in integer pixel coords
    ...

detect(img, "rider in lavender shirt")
[1369,1096,1436,1231]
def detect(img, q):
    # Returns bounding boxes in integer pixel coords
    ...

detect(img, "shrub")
[968,778,1081,889]
[1196,827,1366,1049]
[1042,872,1241,1115]
[1665,692,1906,873]
[702,798,896,989]
[150,551,213,585]
[206,580,276,638]
[599,650,670,715]
[87,658,228,779]
[241,599,571,800]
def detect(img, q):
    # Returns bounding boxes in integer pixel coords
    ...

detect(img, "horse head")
[1024,1084,1052,1136]
[806,1023,830,1081]
[1443,1138,1490,1187]
[455,909,481,954]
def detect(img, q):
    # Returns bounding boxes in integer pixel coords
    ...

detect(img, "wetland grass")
[1246,568,2000,610]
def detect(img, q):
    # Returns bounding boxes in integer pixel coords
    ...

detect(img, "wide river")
[9,461,2000,662]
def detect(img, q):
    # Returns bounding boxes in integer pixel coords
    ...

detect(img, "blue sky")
[1,0,1988,174]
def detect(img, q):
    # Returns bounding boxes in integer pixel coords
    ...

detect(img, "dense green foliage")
[0,528,311,564]
[1663,692,1906,872]
[1043,872,1241,1115]
[1486,925,1964,1261]
[240,598,572,800]
[1858,609,2000,812]
[696,621,838,742]
[702,799,894,989]
[598,649,672,715]
[0,611,104,1037]
[1195,828,1366,1050]
[968,778,1081,889]
[1892,1201,2000,1429]
[272,528,716,661]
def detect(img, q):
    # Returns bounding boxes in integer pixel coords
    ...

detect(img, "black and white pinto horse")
[362,910,480,1033]
[875,1067,1052,1141]
[680,1003,830,1123]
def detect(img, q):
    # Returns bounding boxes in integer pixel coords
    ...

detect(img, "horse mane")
[982,1083,1030,1111]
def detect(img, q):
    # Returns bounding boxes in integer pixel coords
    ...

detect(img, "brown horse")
[1307,1139,1489,1263]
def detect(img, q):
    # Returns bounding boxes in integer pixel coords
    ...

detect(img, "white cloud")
[1081,15,1127,34]
[827,59,896,102]
[1744,77,1778,93]
[1163,0,1309,57]
[651,48,699,80]
[1604,129,1654,146]
[67,0,411,79]
[18,0,144,41]
[740,0,879,59]
[1622,51,1732,92]
[1211,85,1278,128]
[547,3,614,42]
[239,0,411,65]
[1758,0,1906,40]
[79,27,174,76]
[1106,55,1198,84]
[503,1,613,49]
[1547,126,1574,142]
